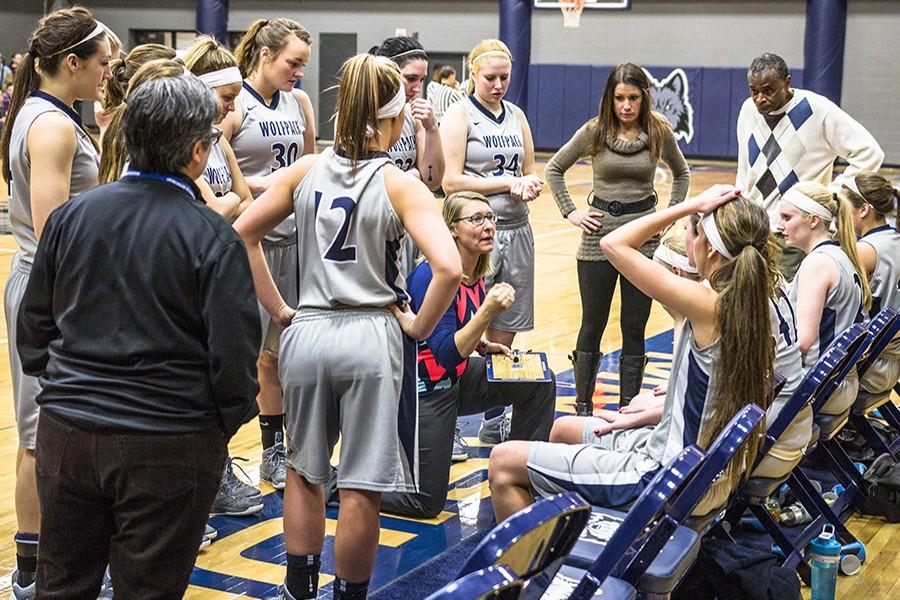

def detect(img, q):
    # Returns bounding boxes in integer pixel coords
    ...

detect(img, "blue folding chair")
[456,491,591,600]
[850,308,900,457]
[721,323,871,581]
[542,446,707,600]
[425,565,523,600]
[565,405,765,599]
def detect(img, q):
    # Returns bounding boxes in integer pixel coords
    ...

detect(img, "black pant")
[380,356,556,518]
[576,259,653,356]
[35,409,227,599]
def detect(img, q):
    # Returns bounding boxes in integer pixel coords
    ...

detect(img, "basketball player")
[183,36,253,223]
[371,36,446,276]
[490,186,788,520]
[844,173,900,394]
[0,7,111,596]
[441,38,542,445]
[223,18,316,490]
[779,182,870,416]
[234,53,460,600]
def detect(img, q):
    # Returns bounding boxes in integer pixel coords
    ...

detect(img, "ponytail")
[834,192,873,312]
[334,54,402,171]
[703,199,778,492]
[234,18,311,78]
[1,53,39,182]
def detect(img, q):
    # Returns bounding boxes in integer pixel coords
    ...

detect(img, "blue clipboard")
[486,351,552,382]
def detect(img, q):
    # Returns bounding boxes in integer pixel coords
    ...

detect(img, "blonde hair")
[656,226,700,281]
[334,54,402,171]
[792,181,872,313]
[233,18,311,78]
[99,58,186,183]
[465,39,512,96]
[443,192,494,282]
[182,35,237,76]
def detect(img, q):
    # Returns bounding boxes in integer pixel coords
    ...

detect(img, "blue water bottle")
[809,524,841,600]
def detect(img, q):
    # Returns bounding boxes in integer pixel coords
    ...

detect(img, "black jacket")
[17,173,260,437]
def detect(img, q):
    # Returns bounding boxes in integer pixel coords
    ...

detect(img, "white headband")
[653,245,698,274]
[198,67,243,88]
[52,22,107,57]
[842,176,863,201]
[365,85,407,137]
[468,50,511,68]
[700,212,734,260]
[390,49,427,61]
[782,188,834,221]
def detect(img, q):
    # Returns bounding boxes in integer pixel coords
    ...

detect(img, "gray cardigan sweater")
[546,119,690,261]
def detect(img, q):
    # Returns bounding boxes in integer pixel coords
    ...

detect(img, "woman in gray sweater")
[546,63,690,415]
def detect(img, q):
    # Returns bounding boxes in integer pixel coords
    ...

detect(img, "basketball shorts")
[5,253,42,449]
[527,420,659,509]
[484,219,535,333]
[259,240,299,357]
[279,307,419,493]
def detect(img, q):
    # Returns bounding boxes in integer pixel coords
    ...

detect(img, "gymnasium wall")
[1,1,897,163]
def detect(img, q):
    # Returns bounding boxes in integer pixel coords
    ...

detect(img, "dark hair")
[842,172,899,220]
[369,36,428,68]
[748,53,789,80]
[592,63,671,161]
[2,6,105,182]
[439,66,456,80]
[124,76,218,174]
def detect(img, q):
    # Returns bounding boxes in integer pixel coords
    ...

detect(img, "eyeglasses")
[454,212,496,227]
[207,126,223,145]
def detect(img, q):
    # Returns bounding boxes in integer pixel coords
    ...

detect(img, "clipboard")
[486,351,552,382]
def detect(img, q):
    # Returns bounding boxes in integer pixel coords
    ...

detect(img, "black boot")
[618,354,648,408]
[570,350,602,416]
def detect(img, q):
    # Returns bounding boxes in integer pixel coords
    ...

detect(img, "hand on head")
[691,184,741,215]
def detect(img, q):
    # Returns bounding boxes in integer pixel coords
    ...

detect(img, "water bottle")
[810,524,841,600]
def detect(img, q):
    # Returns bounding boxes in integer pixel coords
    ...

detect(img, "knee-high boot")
[618,354,648,408]
[570,350,603,417]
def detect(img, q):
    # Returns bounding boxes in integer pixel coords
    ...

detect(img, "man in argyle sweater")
[736,52,883,279]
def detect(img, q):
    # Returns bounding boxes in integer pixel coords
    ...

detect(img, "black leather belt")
[589,192,657,217]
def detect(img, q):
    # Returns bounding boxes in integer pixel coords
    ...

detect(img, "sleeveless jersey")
[202,141,232,196]
[462,96,526,225]
[860,225,900,314]
[386,106,416,172]
[9,93,99,266]
[293,147,408,309]
[643,320,719,467]
[790,241,865,368]
[231,82,306,242]
[766,286,812,466]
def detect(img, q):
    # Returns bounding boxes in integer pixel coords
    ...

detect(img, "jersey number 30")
[315,191,357,262]
[272,142,300,170]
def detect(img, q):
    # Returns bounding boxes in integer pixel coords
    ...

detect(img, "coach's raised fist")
[484,282,516,315]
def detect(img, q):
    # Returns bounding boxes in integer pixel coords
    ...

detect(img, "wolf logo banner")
[644,68,695,143]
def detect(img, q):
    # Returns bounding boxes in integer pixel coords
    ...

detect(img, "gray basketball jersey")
[231,82,306,242]
[790,241,865,368]
[860,225,900,314]
[767,286,811,464]
[9,93,99,266]
[293,147,408,309]
[386,106,416,171]
[202,141,232,197]
[462,96,527,224]
[643,320,719,466]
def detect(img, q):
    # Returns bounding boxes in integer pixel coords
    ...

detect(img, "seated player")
[489,185,789,521]
[779,181,870,415]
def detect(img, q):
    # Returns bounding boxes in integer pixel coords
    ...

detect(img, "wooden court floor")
[0,158,898,598]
